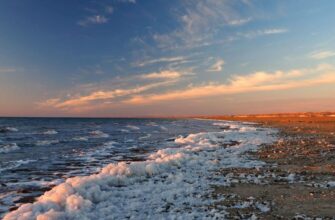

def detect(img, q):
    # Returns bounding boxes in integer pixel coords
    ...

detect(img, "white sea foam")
[72,137,89,142]
[0,127,18,132]
[90,130,109,138]
[126,125,140,130]
[0,159,36,173]
[139,134,152,140]
[43,130,58,135]
[120,129,130,133]
[146,122,158,126]
[36,140,59,146]
[160,126,168,131]
[0,143,20,154]
[4,122,277,220]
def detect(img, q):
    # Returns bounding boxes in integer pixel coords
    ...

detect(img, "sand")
[205,112,335,219]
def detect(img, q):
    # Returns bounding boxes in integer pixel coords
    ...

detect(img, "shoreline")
[3,120,276,219]
[207,113,335,218]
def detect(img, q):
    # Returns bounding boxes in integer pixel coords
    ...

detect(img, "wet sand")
[205,113,335,219]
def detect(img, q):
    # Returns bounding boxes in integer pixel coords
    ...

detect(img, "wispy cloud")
[140,70,182,79]
[0,67,16,73]
[208,59,224,72]
[118,0,136,3]
[227,17,252,26]
[153,0,253,49]
[78,15,109,26]
[240,28,288,38]
[125,64,335,105]
[78,1,135,27]
[310,50,335,60]
[38,80,175,109]
[38,70,184,110]
[105,6,114,14]
[39,64,335,112]
[134,56,187,67]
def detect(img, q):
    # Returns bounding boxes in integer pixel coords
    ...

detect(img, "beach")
[2,115,335,219]
[1,119,276,219]
[206,113,335,218]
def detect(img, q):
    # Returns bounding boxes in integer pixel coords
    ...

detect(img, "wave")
[0,143,20,154]
[72,137,89,142]
[36,140,59,146]
[160,126,168,131]
[146,122,158,126]
[120,129,130,133]
[126,125,140,130]
[139,134,152,140]
[90,130,109,138]
[42,130,58,135]
[0,159,36,173]
[0,127,18,133]
[4,122,277,219]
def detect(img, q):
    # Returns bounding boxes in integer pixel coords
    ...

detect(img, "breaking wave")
[0,127,18,133]
[89,130,109,138]
[0,143,20,154]
[42,130,58,135]
[36,140,59,146]
[4,122,277,219]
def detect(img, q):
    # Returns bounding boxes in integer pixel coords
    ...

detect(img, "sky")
[0,0,335,117]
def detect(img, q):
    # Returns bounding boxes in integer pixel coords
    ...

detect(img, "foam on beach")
[4,122,277,220]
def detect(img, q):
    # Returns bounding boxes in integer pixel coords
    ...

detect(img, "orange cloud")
[208,59,224,72]
[38,80,177,110]
[39,64,335,112]
[125,64,335,105]
[140,70,182,79]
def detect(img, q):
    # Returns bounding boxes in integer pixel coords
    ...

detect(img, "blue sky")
[0,0,335,117]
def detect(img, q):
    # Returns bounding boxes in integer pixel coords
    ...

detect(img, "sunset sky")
[0,0,335,117]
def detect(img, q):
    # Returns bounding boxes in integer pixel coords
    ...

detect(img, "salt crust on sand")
[4,121,277,220]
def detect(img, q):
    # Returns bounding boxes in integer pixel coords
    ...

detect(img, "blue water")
[0,118,222,215]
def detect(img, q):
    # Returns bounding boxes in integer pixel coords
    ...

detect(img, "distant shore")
[206,112,335,218]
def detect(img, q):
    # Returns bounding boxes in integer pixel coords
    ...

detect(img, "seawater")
[0,118,226,216]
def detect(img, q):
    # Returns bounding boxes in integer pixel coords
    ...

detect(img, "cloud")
[125,64,335,105]
[0,68,16,73]
[310,50,335,60]
[240,28,288,38]
[153,0,253,49]
[208,59,224,72]
[105,6,114,14]
[134,56,187,67]
[38,78,178,110]
[118,0,136,3]
[140,71,182,79]
[39,64,335,112]
[78,15,109,26]
[227,17,252,26]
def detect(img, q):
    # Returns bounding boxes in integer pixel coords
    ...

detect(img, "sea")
[0,118,277,219]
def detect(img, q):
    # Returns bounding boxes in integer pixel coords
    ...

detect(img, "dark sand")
[205,113,335,219]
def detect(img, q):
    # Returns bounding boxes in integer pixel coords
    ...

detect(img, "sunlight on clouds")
[38,64,335,112]
[125,64,335,105]
[140,71,182,79]
[208,59,225,72]
[310,50,335,60]
[38,80,177,110]
[134,56,187,67]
